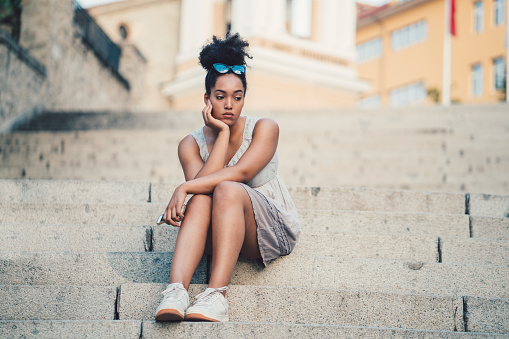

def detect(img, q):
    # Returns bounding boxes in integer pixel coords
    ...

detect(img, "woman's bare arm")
[164,118,279,225]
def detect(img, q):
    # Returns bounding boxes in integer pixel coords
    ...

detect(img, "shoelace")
[193,286,228,306]
[161,283,185,301]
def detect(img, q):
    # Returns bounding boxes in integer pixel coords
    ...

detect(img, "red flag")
[450,0,456,36]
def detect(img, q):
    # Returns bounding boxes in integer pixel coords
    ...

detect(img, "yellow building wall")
[356,0,507,106]
[89,0,180,112]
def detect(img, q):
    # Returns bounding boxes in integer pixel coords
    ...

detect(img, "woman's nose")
[225,97,232,109]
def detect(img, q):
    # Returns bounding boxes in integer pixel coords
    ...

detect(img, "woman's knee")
[187,193,212,208]
[213,181,245,204]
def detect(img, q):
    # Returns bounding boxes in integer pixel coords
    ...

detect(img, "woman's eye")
[235,97,242,101]
[216,96,223,100]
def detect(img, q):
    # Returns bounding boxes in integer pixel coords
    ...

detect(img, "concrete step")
[0,203,470,237]
[0,179,150,204]
[0,224,152,252]
[0,252,206,286]
[119,283,466,332]
[0,320,142,338]
[300,209,469,237]
[153,227,439,261]
[471,216,509,240]
[441,237,509,266]
[152,183,467,214]
[0,285,116,320]
[228,255,508,298]
[140,321,508,338]
[1,321,504,338]
[469,193,509,218]
[2,179,468,215]
[465,297,509,334]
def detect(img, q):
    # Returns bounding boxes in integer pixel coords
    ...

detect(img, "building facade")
[89,0,369,111]
[356,0,508,108]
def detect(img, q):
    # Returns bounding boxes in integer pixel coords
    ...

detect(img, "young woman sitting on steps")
[155,33,301,323]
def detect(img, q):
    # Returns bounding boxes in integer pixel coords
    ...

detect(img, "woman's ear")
[204,93,209,104]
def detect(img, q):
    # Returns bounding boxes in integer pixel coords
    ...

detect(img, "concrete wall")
[0,30,46,132]
[0,0,147,131]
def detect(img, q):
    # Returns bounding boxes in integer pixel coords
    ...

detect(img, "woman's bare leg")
[169,194,212,289]
[208,181,261,290]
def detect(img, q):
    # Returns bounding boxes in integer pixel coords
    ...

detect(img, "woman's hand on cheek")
[162,184,188,227]
[202,99,229,132]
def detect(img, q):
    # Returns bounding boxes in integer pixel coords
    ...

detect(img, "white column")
[177,0,215,63]
[231,0,254,37]
[442,0,452,106]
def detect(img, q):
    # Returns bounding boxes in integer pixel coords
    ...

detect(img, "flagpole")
[442,0,451,106]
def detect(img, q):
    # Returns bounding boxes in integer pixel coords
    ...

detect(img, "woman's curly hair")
[199,32,252,95]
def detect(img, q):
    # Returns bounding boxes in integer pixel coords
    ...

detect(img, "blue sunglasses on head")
[213,63,246,74]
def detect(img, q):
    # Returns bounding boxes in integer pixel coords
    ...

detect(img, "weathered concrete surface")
[141,321,506,338]
[441,237,509,266]
[0,320,141,338]
[300,210,470,237]
[0,224,152,252]
[120,284,465,332]
[153,227,439,261]
[151,183,467,214]
[287,186,466,214]
[0,285,115,320]
[0,179,150,203]
[0,252,206,286]
[469,193,509,218]
[229,255,509,298]
[0,203,470,237]
[465,297,509,334]
[292,230,438,261]
[471,217,509,240]
[0,202,162,225]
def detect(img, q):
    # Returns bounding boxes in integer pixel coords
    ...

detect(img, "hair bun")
[199,32,252,71]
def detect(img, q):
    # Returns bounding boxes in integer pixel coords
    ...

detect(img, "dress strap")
[190,127,209,162]
[243,116,261,140]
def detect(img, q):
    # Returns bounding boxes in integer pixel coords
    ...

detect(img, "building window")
[472,63,483,97]
[391,20,427,51]
[494,0,505,26]
[357,95,382,108]
[473,1,484,33]
[494,57,505,90]
[287,0,312,38]
[389,82,426,107]
[357,37,383,63]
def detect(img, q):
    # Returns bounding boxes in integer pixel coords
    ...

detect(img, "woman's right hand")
[202,99,228,132]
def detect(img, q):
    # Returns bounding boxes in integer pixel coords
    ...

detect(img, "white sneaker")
[184,286,229,322]
[154,282,189,322]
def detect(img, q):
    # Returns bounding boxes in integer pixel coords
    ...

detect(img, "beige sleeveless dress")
[190,116,301,266]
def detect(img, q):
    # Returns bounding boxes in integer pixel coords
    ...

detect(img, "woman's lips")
[222,113,234,118]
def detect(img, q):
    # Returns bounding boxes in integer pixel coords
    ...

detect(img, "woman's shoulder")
[251,117,279,134]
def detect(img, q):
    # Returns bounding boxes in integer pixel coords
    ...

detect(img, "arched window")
[119,24,129,40]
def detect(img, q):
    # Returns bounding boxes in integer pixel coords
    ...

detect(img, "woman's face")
[206,74,245,126]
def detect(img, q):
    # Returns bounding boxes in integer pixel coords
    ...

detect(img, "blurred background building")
[356,0,508,108]
[87,0,370,111]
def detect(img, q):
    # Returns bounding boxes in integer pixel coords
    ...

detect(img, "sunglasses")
[213,63,246,74]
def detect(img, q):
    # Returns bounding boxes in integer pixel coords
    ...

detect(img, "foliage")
[427,87,440,103]
[0,0,22,41]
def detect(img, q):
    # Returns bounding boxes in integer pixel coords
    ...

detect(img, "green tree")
[0,0,22,41]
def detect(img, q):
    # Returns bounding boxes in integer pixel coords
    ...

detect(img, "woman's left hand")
[162,183,188,227]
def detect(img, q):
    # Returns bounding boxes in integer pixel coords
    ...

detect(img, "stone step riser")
[0,285,116,321]
[229,255,509,298]
[0,203,471,237]
[120,284,466,332]
[0,252,207,286]
[0,320,503,339]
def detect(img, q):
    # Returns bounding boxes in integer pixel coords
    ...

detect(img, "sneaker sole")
[155,308,185,322]
[185,312,228,322]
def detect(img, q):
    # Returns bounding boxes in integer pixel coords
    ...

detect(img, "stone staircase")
[1,179,508,337]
